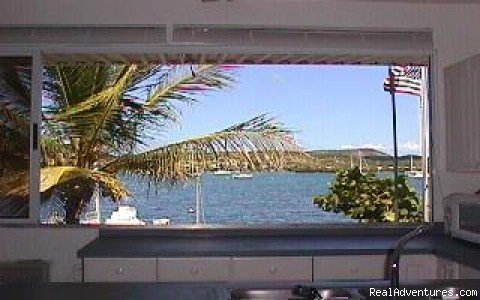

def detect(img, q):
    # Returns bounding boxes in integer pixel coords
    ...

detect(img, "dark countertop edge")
[77,234,480,270]
[76,234,439,258]
[78,248,431,258]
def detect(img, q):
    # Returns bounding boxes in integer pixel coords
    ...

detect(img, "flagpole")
[421,66,431,222]
[389,66,400,222]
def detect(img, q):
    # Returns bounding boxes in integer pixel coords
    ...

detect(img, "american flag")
[383,66,423,96]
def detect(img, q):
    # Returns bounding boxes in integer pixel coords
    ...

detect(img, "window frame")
[0,47,42,224]
[0,30,435,225]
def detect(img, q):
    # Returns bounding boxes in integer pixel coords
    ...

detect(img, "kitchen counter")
[78,223,480,270]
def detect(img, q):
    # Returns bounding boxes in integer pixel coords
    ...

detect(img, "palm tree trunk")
[62,179,94,224]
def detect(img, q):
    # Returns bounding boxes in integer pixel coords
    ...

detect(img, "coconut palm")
[105,114,302,183]
[1,63,305,224]
[0,60,32,217]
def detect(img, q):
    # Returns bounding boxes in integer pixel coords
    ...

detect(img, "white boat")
[153,217,170,226]
[79,212,101,225]
[80,183,101,225]
[406,170,423,178]
[105,206,146,225]
[213,170,232,175]
[232,173,253,179]
[406,155,423,178]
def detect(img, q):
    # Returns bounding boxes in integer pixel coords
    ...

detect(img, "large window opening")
[33,62,430,226]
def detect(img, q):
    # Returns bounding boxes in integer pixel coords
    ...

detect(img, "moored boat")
[232,173,253,179]
[153,217,170,226]
[406,155,423,178]
[406,170,423,178]
[213,170,233,175]
[105,206,146,225]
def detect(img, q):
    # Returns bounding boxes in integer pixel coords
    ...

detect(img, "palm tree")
[0,60,32,217]
[1,63,305,224]
[106,114,301,183]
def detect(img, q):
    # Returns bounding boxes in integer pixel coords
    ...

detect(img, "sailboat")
[357,151,366,174]
[232,173,253,179]
[213,169,233,176]
[406,155,423,178]
[231,171,253,179]
[79,183,101,225]
[105,206,146,225]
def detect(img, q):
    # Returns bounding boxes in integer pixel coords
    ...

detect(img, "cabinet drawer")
[83,258,157,282]
[437,257,460,280]
[400,254,437,282]
[157,257,230,282]
[437,257,480,280]
[314,255,386,280]
[231,257,312,282]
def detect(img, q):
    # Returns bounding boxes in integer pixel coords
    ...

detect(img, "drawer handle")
[190,266,200,275]
[268,266,278,276]
[115,267,125,275]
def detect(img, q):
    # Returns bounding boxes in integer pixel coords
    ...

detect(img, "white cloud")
[399,141,421,153]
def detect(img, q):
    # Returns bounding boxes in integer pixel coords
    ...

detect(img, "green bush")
[313,167,423,222]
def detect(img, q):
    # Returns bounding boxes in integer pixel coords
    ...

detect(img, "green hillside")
[285,148,422,173]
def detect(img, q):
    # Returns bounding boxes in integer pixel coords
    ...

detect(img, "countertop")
[78,224,480,270]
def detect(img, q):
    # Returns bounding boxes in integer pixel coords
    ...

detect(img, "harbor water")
[97,172,424,225]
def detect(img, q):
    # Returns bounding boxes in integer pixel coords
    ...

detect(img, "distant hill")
[286,148,422,173]
[308,148,389,157]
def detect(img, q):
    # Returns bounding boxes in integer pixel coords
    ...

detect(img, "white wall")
[1,0,480,281]
[0,227,98,282]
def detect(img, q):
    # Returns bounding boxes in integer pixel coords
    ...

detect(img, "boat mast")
[93,182,101,224]
[358,150,363,173]
[191,147,204,225]
[195,175,202,225]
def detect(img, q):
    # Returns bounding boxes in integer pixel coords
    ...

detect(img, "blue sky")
[148,65,421,155]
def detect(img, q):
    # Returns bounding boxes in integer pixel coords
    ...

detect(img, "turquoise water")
[98,172,423,225]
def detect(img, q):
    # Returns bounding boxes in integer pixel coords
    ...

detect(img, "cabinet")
[231,257,312,282]
[399,254,437,282]
[445,53,480,171]
[437,257,480,279]
[83,258,157,282]
[82,254,479,282]
[313,255,386,281]
[157,257,230,282]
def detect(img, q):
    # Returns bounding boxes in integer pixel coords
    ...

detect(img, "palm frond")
[46,64,236,168]
[105,114,306,184]
[0,166,129,218]
[43,65,113,108]
[0,166,129,202]
[53,65,138,167]
[0,62,31,169]
[141,65,234,121]
[144,65,232,105]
